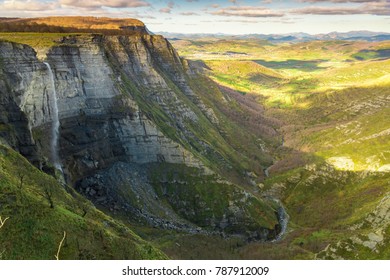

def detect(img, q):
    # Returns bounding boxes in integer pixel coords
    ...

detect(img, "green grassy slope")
[0,143,166,260]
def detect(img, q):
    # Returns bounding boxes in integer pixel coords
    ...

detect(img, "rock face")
[0,33,280,239]
[0,42,42,165]
[1,35,204,178]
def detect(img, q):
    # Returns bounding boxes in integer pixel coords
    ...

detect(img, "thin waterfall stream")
[44,62,62,173]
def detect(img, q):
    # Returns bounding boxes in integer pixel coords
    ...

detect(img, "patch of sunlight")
[378,165,390,172]
[326,156,355,171]
[326,156,390,172]
[294,101,311,109]
[320,61,349,69]
[363,74,390,87]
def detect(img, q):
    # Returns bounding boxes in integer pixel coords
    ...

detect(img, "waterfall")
[44,62,62,172]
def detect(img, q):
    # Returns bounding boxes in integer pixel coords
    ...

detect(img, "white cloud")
[158,1,175,14]
[210,6,284,17]
[60,0,150,9]
[180,12,199,16]
[0,0,58,11]
[159,7,171,13]
[292,1,390,15]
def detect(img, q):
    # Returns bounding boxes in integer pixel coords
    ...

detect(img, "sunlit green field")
[173,39,390,109]
[172,39,390,165]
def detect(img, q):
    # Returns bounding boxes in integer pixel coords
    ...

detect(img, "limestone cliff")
[1,35,204,177]
[0,32,281,240]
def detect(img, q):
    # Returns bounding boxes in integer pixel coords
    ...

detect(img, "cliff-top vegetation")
[0,16,146,35]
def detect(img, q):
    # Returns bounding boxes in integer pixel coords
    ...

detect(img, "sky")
[0,0,389,34]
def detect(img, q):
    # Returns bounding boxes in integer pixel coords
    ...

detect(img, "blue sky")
[0,0,389,34]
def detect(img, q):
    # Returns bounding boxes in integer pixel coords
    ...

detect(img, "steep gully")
[265,141,289,241]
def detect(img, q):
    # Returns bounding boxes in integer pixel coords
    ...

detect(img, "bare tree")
[41,185,55,208]
[55,231,67,260]
[0,216,9,229]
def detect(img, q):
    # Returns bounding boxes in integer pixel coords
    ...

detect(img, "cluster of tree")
[0,22,146,35]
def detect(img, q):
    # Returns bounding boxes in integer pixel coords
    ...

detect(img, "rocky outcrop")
[317,190,390,259]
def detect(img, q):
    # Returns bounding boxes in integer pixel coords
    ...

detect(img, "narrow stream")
[272,200,289,242]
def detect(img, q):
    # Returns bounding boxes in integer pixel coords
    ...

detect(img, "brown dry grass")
[3,16,144,30]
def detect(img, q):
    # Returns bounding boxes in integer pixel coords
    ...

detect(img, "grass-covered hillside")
[171,37,390,259]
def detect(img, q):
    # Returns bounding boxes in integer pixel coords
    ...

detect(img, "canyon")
[0,20,284,259]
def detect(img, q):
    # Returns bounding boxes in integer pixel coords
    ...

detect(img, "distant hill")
[161,31,390,43]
